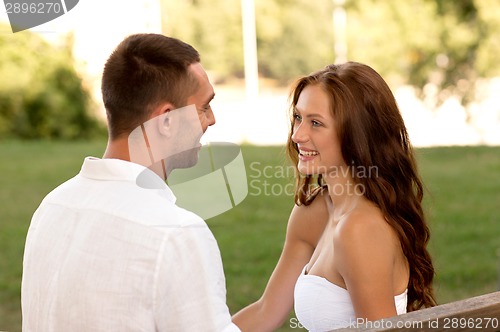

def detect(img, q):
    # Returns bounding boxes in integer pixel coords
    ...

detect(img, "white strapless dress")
[294,266,407,331]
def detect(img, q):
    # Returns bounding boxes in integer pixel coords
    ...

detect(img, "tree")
[160,0,500,106]
[161,0,335,84]
[161,0,245,82]
[255,0,334,84]
[0,25,103,139]
[345,0,500,108]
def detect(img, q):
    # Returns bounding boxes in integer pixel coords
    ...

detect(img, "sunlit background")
[1,1,499,331]
[1,0,499,146]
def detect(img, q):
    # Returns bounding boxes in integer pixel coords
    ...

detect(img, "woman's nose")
[291,123,307,144]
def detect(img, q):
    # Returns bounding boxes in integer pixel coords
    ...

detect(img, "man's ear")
[152,103,174,137]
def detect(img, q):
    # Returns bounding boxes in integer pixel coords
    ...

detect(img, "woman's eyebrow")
[294,107,326,119]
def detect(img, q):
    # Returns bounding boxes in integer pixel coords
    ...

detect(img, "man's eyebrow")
[205,93,215,104]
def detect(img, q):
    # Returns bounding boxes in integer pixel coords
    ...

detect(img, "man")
[21,34,240,332]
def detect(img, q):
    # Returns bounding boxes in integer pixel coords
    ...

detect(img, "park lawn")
[0,141,498,331]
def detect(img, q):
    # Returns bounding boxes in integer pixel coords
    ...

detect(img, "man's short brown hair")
[101,34,200,139]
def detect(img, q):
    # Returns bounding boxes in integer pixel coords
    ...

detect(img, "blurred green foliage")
[0,24,104,139]
[162,0,500,101]
[2,1,498,139]
[162,0,245,81]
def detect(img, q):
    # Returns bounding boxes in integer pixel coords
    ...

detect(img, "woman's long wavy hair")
[286,62,437,311]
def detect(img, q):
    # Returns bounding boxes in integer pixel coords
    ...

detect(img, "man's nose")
[207,108,216,126]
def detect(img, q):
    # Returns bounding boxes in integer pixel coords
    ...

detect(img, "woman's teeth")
[300,150,319,156]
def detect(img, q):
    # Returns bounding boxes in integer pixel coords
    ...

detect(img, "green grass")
[416,147,500,303]
[0,141,498,331]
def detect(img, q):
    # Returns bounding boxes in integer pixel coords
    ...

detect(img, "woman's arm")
[232,194,329,332]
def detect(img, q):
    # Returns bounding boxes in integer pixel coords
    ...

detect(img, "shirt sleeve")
[153,215,240,332]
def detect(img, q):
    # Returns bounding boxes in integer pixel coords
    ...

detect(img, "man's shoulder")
[135,196,207,229]
[38,173,207,230]
[39,173,81,202]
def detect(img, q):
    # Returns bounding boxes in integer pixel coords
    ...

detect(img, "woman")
[232,62,436,331]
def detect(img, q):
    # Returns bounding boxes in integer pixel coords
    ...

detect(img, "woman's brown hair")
[286,61,437,311]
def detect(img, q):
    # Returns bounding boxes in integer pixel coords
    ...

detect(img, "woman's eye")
[293,113,302,121]
[312,120,321,127]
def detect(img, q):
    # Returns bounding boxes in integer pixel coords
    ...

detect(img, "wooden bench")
[334,291,500,331]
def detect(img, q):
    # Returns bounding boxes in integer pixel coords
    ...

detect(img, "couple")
[21,34,436,331]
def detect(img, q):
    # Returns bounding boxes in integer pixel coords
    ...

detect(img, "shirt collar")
[80,157,176,202]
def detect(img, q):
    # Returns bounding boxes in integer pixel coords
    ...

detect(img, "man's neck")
[103,137,170,181]
[103,137,130,161]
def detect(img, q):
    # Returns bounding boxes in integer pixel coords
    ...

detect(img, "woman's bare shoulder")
[336,202,393,241]
[334,201,400,265]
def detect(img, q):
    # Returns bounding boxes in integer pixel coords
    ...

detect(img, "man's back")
[22,157,237,331]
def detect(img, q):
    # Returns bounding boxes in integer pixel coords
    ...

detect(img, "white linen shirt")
[21,157,240,332]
